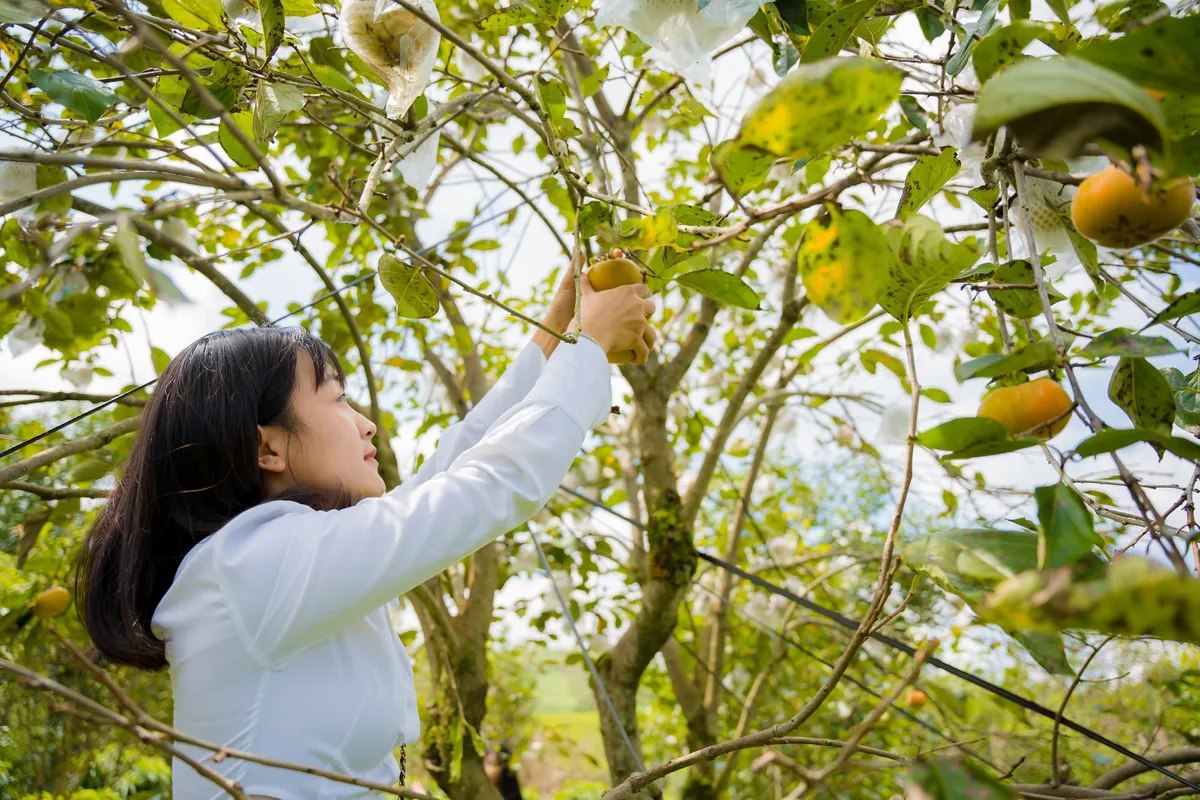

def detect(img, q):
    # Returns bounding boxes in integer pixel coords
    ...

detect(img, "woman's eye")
[337,392,348,403]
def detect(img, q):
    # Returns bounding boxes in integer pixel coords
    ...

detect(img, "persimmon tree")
[1,0,1199,798]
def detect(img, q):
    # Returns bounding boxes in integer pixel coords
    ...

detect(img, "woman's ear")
[257,425,288,474]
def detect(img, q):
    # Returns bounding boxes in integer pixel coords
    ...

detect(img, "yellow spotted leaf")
[796,206,889,323]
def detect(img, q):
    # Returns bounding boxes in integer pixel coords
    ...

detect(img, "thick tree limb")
[0,416,139,485]
[1093,750,1200,791]
[2,481,110,499]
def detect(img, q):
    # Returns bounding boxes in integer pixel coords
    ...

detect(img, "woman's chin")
[360,473,387,498]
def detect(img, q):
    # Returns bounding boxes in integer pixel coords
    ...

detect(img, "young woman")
[73,266,655,800]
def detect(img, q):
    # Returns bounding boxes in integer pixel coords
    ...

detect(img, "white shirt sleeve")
[211,337,611,670]
[406,338,547,488]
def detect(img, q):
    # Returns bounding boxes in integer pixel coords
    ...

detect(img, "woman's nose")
[359,412,377,439]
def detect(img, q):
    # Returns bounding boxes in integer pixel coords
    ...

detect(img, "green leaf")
[66,459,113,483]
[281,0,319,15]
[1074,427,1200,462]
[114,215,149,289]
[219,111,259,169]
[903,528,1033,595]
[972,21,1080,83]
[988,260,1063,319]
[34,165,70,214]
[881,214,979,322]
[773,39,800,76]
[260,0,285,63]
[903,529,1095,674]
[1145,289,1200,328]
[161,0,224,29]
[711,141,776,196]
[855,16,891,48]
[915,7,945,42]
[775,0,810,34]
[945,0,1000,77]
[148,264,190,305]
[0,0,46,23]
[897,147,961,219]
[310,64,363,98]
[917,416,1043,459]
[1163,367,1200,436]
[150,100,186,138]
[917,416,1010,451]
[578,201,614,238]
[735,57,902,160]
[954,336,1060,381]
[1035,482,1101,570]
[800,0,878,63]
[982,557,1200,644]
[798,207,890,323]
[253,82,305,144]
[1011,629,1073,675]
[537,76,567,126]
[675,269,761,310]
[599,209,679,252]
[29,69,117,124]
[151,346,172,375]
[378,254,438,319]
[1077,13,1200,93]
[1045,0,1070,23]
[1077,328,1177,361]
[1108,356,1175,436]
[967,185,999,210]
[906,756,1018,800]
[183,63,251,117]
[1009,0,1030,19]
[1056,208,1100,287]
[670,204,719,226]
[898,94,929,133]
[971,56,1168,159]
[478,3,541,30]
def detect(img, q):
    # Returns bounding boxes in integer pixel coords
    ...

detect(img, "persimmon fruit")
[587,252,646,364]
[977,378,1073,440]
[906,690,929,708]
[33,586,71,619]
[1070,165,1195,249]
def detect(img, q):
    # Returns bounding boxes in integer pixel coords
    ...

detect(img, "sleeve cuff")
[525,334,612,434]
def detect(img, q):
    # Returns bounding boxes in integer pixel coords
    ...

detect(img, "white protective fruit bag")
[340,0,440,120]
[594,0,761,82]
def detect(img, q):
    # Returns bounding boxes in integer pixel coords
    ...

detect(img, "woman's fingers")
[632,334,650,366]
[642,298,656,318]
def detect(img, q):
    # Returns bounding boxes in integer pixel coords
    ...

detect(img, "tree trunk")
[590,390,697,798]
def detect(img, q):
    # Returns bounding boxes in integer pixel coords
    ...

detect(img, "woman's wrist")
[533,312,573,359]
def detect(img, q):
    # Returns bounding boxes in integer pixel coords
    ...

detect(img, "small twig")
[1052,636,1116,786]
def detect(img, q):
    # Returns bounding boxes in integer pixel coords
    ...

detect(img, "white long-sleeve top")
[150,336,612,800]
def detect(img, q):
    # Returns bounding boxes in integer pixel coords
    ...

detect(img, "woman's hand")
[533,255,584,359]
[576,271,656,366]
[544,254,583,330]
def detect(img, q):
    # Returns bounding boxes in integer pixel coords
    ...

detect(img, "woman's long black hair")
[73,327,351,671]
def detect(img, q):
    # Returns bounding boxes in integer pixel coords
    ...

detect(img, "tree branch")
[71,197,269,326]
[0,416,139,485]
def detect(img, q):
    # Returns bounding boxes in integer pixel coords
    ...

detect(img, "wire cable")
[557,484,1200,792]
[528,526,646,773]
